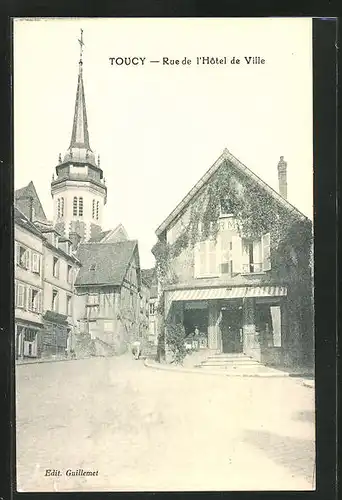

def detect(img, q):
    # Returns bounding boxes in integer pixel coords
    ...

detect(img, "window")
[255,303,281,347]
[52,290,58,312]
[24,329,37,342]
[67,265,73,284]
[92,199,95,219]
[15,282,26,308]
[73,197,78,216]
[31,252,41,274]
[220,197,235,216]
[78,197,83,216]
[194,239,218,277]
[149,302,155,315]
[57,198,61,218]
[96,201,99,220]
[88,293,99,305]
[239,234,270,274]
[16,244,30,269]
[28,288,41,313]
[67,295,72,316]
[53,257,59,278]
[61,197,64,217]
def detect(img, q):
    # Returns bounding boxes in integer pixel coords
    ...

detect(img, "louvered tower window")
[73,197,78,216]
[61,197,64,217]
[96,201,99,220]
[57,198,60,218]
[79,197,83,216]
[92,199,95,219]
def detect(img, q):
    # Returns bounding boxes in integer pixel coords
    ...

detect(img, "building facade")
[74,241,142,354]
[14,208,44,359]
[14,206,81,360]
[39,227,81,357]
[153,149,313,370]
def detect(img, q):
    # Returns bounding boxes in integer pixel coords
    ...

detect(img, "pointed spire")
[63,29,97,167]
[69,30,91,151]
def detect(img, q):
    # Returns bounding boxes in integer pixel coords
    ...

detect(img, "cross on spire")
[78,28,84,64]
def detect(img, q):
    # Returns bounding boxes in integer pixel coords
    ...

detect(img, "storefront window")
[255,303,282,347]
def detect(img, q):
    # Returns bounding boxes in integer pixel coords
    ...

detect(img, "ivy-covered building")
[153,149,313,370]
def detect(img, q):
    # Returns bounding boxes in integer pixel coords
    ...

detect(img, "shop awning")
[167,285,287,303]
[245,286,287,298]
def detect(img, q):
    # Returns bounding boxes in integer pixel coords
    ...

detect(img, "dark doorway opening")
[220,302,243,353]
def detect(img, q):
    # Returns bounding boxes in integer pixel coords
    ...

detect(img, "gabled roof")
[75,240,138,287]
[14,206,44,238]
[156,149,310,237]
[141,268,155,287]
[14,181,47,222]
[88,224,128,244]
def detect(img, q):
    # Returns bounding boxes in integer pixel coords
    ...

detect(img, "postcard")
[13,17,315,492]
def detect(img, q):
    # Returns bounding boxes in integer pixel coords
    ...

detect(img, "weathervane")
[78,28,84,64]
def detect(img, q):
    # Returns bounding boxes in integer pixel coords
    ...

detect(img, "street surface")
[16,355,315,491]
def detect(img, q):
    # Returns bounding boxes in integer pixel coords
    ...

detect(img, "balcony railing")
[242,263,263,273]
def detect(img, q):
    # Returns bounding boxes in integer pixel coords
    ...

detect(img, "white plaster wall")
[52,180,106,240]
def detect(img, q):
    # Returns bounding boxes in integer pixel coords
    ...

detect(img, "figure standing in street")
[131,339,142,360]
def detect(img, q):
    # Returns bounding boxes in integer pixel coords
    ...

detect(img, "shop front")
[164,285,287,366]
[42,311,70,358]
[15,320,43,359]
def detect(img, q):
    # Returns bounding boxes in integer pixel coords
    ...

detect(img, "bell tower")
[51,29,107,242]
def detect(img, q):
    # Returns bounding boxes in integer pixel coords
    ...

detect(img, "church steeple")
[63,29,96,167]
[51,29,107,243]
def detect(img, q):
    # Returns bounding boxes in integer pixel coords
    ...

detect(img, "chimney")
[69,231,81,252]
[277,156,288,199]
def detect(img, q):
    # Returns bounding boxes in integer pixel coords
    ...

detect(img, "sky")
[14,18,313,269]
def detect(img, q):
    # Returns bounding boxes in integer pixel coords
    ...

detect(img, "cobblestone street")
[16,355,315,492]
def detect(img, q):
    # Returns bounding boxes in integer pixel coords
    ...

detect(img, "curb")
[16,356,94,366]
[144,359,291,378]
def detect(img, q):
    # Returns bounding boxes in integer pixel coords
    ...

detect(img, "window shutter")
[15,243,20,265]
[38,291,42,313]
[208,240,217,275]
[28,288,33,311]
[199,242,207,276]
[25,250,30,270]
[232,234,243,273]
[194,242,201,278]
[32,253,37,272]
[261,233,271,271]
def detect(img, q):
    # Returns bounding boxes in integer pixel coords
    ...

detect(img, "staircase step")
[201,361,261,367]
